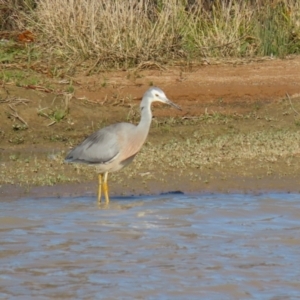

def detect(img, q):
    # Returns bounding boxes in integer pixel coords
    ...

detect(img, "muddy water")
[1,193,300,299]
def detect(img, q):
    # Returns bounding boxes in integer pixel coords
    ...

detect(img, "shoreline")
[1,58,300,200]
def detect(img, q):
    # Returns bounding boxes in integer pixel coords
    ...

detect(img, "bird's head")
[145,87,181,110]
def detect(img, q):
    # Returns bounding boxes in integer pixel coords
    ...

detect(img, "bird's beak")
[165,98,182,111]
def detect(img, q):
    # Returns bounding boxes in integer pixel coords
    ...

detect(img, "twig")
[0,96,30,105]
[134,61,167,72]
[100,95,108,106]
[181,116,200,120]
[85,57,102,76]
[286,93,299,115]
[8,104,28,127]
[47,121,56,127]
[64,93,73,112]
[77,96,100,104]
[24,84,54,93]
[200,34,249,50]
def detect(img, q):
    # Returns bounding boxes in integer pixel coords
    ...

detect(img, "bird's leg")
[103,172,110,203]
[97,174,103,203]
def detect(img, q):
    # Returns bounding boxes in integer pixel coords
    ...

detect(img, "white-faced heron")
[65,87,181,203]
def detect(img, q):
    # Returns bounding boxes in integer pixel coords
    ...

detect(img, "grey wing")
[65,126,120,164]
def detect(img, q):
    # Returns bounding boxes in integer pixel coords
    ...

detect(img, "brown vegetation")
[1,0,300,73]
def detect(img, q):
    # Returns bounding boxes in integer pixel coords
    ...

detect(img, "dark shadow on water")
[109,190,185,201]
[18,190,185,203]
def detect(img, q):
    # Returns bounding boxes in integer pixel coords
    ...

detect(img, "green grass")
[255,3,299,57]
[0,69,41,86]
[37,94,71,126]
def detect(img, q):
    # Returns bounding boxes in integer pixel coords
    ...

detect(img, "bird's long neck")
[137,97,152,139]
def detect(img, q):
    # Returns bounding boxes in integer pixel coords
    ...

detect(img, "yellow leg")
[97,174,103,203]
[103,172,110,203]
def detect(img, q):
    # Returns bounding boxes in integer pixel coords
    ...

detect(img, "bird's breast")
[118,130,146,163]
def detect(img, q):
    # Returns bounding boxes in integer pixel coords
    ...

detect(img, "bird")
[65,87,181,203]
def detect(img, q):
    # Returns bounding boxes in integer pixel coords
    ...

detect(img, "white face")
[152,89,168,104]
[151,87,181,110]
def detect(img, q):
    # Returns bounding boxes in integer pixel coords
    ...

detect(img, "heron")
[65,87,181,203]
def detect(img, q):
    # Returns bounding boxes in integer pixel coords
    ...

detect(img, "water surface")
[1,193,300,299]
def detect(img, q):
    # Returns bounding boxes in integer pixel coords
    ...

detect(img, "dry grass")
[3,0,299,70]
[33,0,189,68]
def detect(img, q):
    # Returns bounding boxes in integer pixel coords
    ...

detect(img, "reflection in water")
[1,193,300,299]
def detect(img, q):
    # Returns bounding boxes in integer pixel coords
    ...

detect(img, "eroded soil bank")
[1,57,300,199]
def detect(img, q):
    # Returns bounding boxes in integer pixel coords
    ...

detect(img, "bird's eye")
[155,93,159,97]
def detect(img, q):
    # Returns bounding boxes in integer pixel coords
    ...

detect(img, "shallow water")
[1,193,300,300]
